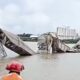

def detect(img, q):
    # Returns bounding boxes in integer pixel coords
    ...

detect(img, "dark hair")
[9,71,20,75]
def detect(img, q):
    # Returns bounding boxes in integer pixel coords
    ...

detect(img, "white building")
[57,27,78,40]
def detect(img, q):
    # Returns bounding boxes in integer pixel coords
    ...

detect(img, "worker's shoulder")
[12,73,23,80]
[1,74,10,80]
[2,73,23,80]
[18,76,23,80]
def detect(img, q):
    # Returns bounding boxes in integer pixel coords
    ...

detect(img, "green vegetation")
[62,38,80,44]
[17,33,38,42]
[19,37,38,42]
[17,33,80,43]
[18,33,32,37]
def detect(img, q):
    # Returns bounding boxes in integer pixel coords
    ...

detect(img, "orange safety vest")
[2,73,23,80]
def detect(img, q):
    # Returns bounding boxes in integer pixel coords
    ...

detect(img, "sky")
[0,0,80,34]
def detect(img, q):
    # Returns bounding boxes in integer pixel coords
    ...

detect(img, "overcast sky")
[0,0,80,34]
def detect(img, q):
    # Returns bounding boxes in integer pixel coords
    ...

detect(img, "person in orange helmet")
[2,61,24,80]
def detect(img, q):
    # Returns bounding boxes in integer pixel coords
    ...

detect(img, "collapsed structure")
[38,32,71,53]
[0,29,35,57]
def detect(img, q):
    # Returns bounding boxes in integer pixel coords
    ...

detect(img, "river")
[0,42,80,80]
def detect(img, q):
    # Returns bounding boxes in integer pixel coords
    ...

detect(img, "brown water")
[0,42,80,80]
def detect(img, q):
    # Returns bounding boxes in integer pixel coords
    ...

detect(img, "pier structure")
[73,40,80,52]
[0,42,7,57]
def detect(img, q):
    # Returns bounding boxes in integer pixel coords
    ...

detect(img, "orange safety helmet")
[6,61,24,72]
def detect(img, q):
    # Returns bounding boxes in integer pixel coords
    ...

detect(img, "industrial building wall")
[57,27,78,40]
